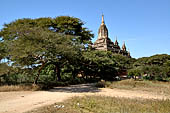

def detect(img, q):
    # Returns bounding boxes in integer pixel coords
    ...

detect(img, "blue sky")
[0,0,170,58]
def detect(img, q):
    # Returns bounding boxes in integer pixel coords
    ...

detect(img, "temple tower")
[92,15,131,58]
[98,15,108,39]
[92,15,114,51]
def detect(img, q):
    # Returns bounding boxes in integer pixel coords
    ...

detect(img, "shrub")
[95,80,111,88]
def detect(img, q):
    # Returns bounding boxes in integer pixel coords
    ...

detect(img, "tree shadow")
[48,83,101,93]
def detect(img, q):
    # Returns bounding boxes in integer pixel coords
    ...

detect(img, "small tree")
[128,68,141,80]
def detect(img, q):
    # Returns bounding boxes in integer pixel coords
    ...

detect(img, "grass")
[0,84,41,92]
[26,96,170,113]
[96,79,170,96]
[0,81,74,92]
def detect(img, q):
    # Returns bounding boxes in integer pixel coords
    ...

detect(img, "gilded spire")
[101,14,105,25]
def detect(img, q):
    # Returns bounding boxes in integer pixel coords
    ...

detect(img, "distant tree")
[128,68,141,80]
[112,54,135,71]
[132,54,170,81]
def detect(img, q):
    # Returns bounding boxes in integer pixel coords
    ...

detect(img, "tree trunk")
[134,75,136,80]
[34,62,46,84]
[55,64,61,81]
[72,70,77,79]
[53,65,57,81]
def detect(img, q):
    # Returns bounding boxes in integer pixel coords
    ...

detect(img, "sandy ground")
[0,83,169,113]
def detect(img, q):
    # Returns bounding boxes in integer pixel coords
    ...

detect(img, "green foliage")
[0,68,35,85]
[0,63,10,76]
[0,16,92,84]
[128,68,141,80]
[0,16,93,44]
[113,54,136,70]
[80,51,118,80]
[0,42,7,61]
[130,54,170,81]
[52,16,94,44]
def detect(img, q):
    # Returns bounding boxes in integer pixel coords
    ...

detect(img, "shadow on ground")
[49,83,100,93]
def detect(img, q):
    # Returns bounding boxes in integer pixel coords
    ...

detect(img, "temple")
[92,15,131,58]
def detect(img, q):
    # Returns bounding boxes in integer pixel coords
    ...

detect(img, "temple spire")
[101,14,105,25]
[97,14,108,39]
[122,41,126,51]
[115,36,119,45]
[128,48,131,58]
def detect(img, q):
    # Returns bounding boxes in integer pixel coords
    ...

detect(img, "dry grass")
[25,80,170,113]
[26,96,170,113]
[0,84,41,92]
[96,79,170,96]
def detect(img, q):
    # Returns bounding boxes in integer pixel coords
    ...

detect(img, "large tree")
[0,16,93,84]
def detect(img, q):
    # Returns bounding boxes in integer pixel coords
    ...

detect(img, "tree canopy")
[129,54,170,81]
[0,16,94,84]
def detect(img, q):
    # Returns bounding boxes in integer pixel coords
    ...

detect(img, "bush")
[1,73,34,85]
[95,80,111,88]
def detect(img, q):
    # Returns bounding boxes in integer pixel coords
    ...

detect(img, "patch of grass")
[26,96,170,113]
[96,79,170,96]
[0,84,41,92]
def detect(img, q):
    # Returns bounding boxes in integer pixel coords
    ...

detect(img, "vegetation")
[0,15,170,113]
[0,84,41,92]
[0,15,170,89]
[129,54,170,81]
[0,16,134,86]
[26,96,170,113]
[96,79,170,96]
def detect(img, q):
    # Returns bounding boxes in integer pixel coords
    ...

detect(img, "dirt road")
[0,84,169,113]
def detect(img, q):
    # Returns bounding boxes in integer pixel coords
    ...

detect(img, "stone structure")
[92,15,131,57]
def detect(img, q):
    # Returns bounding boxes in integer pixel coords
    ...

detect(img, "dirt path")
[0,84,169,113]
